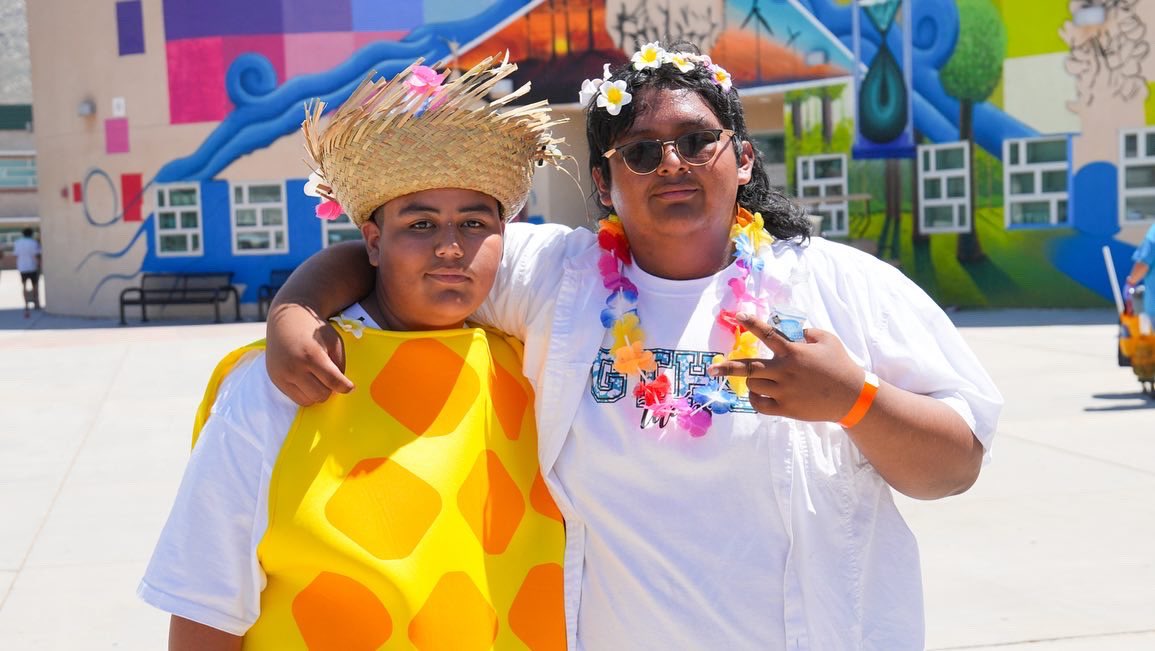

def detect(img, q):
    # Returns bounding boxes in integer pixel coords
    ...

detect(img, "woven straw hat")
[302,53,566,226]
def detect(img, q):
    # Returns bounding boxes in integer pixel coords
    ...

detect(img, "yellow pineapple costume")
[194,325,566,650]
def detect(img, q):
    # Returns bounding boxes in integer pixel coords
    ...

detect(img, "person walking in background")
[1126,222,1155,334]
[13,227,41,317]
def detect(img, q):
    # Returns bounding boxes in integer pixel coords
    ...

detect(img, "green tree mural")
[940,0,1006,263]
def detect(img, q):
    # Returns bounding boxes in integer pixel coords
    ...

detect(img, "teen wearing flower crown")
[139,56,568,650]
[265,42,1002,648]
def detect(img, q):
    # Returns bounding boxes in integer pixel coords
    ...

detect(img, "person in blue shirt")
[1126,223,1155,330]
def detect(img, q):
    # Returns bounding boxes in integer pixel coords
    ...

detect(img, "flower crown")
[578,42,734,115]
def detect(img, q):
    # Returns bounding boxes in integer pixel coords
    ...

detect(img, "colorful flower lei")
[578,42,734,112]
[596,207,777,437]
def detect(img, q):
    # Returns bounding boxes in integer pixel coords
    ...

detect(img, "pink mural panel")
[105,118,130,154]
[167,37,228,124]
[353,31,409,50]
[284,32,356,78]
[220,34,287,84]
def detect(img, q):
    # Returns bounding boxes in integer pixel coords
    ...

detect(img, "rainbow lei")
[596,207,774,437]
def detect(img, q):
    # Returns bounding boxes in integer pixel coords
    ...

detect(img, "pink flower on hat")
[315,199,343,221]
[406,65,447,95]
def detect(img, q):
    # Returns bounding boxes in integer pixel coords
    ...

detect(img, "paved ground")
[0,271,1152,650]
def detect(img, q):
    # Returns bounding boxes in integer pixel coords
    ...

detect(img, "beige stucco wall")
[28,0,328,316]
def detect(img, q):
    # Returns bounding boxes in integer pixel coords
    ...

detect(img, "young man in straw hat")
[264,41,1000,649]
[138,55,567,650]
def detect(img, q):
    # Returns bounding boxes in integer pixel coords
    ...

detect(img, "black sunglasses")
[603,129,736,175]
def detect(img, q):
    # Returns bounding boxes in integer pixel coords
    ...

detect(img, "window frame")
[230,181,289,255]
[917,141,971,235]
[153,183,203,257]
[1003,135,1070,229]
[1118,126,1155,226]
[795,153,849,236]
[0,151,36,191]
[321,213,362,248]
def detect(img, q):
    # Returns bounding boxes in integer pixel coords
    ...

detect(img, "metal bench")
[256,268,294,321]
[119,272,241,325]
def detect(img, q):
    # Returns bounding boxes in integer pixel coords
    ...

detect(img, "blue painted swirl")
[155,0,533,184]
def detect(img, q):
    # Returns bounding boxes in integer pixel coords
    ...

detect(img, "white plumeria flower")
[665,51,696,73]
[710,64,733,92]
[579,77,601,105]
[304,170,324,197]
[330,316,365,339]
[603,63,613,79]
[631,42,665,70]
[597,79,632,116]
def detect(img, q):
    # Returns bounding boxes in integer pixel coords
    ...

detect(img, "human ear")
[592,166,614,208]
[736,139,755,186]
[360,220,382,268]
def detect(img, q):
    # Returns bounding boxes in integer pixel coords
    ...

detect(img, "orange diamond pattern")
[370,339,477,436]
[457,450,526,554]
[408,572,498,651]
[490,360,529,440]
[530,471,563,523]
[291,571,392,650]
[509,563,566,650]
[326,457,442,560]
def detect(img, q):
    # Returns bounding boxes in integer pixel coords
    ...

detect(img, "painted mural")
[60,0,1155,313]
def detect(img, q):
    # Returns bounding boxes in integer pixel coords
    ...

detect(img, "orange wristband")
[837,371,880,429]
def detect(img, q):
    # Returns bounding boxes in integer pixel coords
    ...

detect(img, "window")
[796,153,848,236]
[322,213,361,247]
[232,182,288,254]
[1119,127,1155,224]
[154,184,202,256]
[1003,136,1069,227]
[0,153,36,189]
[751,132,787,189]
[917,142,970,234]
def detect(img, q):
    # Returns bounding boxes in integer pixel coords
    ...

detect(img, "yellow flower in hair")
[632,42,666,70]
[611,313,643,350]
[665,51,696,73]
[598,80,633,116]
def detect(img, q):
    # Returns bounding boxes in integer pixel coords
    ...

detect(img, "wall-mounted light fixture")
[77,99,96,117]
[1074,5,1106,27]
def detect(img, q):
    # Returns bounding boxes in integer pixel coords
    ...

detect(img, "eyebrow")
[395,201,497,216]
[624,117,714,139]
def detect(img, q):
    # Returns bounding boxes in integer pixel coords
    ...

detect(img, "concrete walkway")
[0,270,1152,650]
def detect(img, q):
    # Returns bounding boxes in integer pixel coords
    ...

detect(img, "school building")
[24,0,1155,317]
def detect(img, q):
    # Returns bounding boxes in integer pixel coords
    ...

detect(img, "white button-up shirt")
[476,223,1002,650]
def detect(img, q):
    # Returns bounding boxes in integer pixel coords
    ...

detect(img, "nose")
[655,140,687,176]
[435,226,465,258]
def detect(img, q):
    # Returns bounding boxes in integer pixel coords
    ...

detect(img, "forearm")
[846,382,983,500]
[1128,261,1149,285]
[271,241,372,318]
[169,616,242,651]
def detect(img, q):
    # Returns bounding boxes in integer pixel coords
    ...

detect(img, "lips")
[652,183,699,201]
[427,270,471,284]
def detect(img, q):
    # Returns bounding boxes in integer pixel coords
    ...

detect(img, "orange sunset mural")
[456,0,851,104]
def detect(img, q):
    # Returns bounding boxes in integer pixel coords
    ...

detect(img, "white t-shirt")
[12,236,40,273]
[138,306,375,635]
[561,262,789,648]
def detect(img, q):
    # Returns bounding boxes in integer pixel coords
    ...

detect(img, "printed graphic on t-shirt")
[589,346,755,429]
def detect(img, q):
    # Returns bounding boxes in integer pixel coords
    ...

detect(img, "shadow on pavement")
[949,308,1117,328]
[1085,391,1155,411]
[0,307,252,331]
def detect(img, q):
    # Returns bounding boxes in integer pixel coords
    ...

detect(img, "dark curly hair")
[585,41,811,242]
